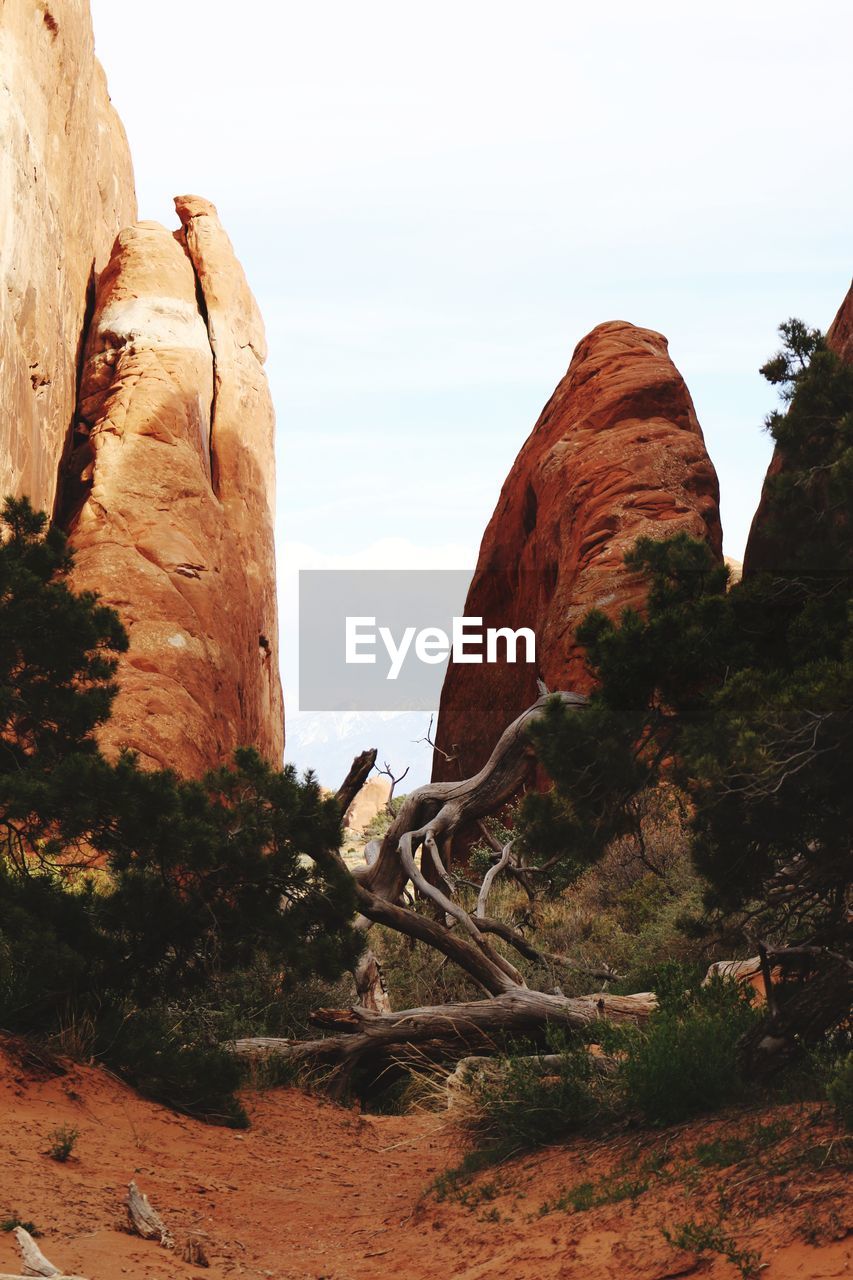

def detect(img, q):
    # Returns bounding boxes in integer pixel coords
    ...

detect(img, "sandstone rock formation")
[743,282,853,575]
[0,2,284,776]
[0,0,136,511]
[825,280,853,364]
[344,777,392,834]
[724,555,743,586]
[433,321,722,781]
[64,202,283,775]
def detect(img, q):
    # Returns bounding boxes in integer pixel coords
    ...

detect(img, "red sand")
[0,1040,848,1279]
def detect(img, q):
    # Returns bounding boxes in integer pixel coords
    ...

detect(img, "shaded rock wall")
[433,321,722,781]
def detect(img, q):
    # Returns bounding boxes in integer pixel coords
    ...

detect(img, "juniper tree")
[0,498,359,1070]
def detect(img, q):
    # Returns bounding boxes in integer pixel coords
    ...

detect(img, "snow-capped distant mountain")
[285,709,438,790]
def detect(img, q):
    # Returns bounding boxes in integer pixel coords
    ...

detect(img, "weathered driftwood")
[704,957,763,985]
[126,1182,173,1248]
[178,1235,210,1267]
[12,1227,72,1278]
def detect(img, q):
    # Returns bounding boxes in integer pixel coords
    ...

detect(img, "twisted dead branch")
[237,692,651,1080]
[356,692,588,906]
[335,748,378,815]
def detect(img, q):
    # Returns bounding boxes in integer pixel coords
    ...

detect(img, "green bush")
[663,1219,762,1278]
[97,1005,249,1128]
[459,1039,594,1159]
[620,971,758,1125]
[46,1125,78,1162]
[1,1215,39,1236]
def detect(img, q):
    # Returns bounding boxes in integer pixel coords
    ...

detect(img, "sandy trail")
[0,1042,849,1280]
[0,1043,460,1280]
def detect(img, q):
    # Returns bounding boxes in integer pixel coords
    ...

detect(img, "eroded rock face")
[825,281,853,364]
[743,282,853,576]
[0,6,284,776]
[65,202,284,775]
[0,0,136,511]
[432,321,722,781]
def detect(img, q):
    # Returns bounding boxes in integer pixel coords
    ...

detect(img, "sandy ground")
[0,1037,849,1280]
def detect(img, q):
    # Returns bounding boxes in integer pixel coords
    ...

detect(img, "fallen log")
[234,988,655,1090]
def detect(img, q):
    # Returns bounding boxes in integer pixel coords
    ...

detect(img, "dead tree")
[331,746,390,1013]
[237,691,650,1082]
[356,691,588,906]
[335,748,378,814]
[234,990,653,1093]
[376,760,410,814]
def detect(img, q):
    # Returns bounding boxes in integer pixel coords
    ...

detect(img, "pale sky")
[91,0,852,786]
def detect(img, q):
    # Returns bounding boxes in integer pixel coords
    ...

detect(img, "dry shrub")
[374,787,712,1007]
